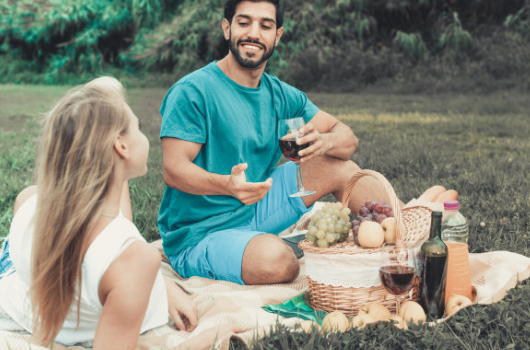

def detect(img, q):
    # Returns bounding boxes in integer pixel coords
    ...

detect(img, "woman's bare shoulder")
[13,185,38,215]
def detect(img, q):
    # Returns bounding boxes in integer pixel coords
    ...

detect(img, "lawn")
[1,84,529,349]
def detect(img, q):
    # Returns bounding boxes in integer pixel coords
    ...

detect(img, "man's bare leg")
[240,156,400,285]
[298,156,396,214]
[241,234,299,284]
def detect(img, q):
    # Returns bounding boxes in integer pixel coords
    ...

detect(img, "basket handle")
[341,169,404,240]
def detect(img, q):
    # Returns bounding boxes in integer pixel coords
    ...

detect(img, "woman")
[0,77,198,349]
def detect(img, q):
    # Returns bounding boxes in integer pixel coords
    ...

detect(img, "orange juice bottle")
[441,200,473,303]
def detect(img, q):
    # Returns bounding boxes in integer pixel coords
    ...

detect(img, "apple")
[357,221,385,248]
[389,314,408,330]
[359,302,391,321]
[321,311,350,332]
[398,301,426,325]
[381,217,397,242]
[350,313,376,329]
[445,294,473,317]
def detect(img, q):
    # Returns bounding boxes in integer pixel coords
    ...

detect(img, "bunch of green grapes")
[305,202,353,248]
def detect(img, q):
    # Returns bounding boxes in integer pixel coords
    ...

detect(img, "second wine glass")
[278,117,316,197]
[379,242,417,314]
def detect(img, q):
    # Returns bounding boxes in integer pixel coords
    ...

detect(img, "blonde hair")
[30,76,130,345]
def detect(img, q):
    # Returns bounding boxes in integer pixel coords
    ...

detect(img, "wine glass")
[278,117,316,197]
[379,242,417,314]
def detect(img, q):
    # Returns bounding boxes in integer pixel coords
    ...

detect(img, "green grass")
[1,85,529,349]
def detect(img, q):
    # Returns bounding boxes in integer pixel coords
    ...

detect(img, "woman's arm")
[94,241,161,350]
[164,276,198,331]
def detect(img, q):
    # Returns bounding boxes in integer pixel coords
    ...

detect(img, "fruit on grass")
[434,189,459,203]
[399,301,426,325]
[358,221,385,248]
[445,294,473,317]
[321,311,350,332]
[305,202,352,248]
[350,313,376,329]
[389,314,408,330]
[359,302,391,321]
[418,185,446,202]
[296,319,320,332]
[381,217,397,242]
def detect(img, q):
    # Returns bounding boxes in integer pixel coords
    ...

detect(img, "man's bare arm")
[162,137,230,195]
[161,137,272,205]
[297,110,359,162]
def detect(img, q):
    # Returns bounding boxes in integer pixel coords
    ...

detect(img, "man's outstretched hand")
[229,163,272,205]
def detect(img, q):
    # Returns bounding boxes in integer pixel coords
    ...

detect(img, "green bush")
[504,0,530,41]
[127,0,226,75]
[0,0,529,91]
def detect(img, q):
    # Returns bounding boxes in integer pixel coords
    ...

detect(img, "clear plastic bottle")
[441,201,468,243]
[441,200,473,303]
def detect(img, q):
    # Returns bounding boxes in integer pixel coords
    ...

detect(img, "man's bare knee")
[241,234,300,285]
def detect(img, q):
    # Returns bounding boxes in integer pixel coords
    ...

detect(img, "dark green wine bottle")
[418,211,448,319]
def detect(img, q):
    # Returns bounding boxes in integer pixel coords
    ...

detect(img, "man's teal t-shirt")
[158,61,319,256]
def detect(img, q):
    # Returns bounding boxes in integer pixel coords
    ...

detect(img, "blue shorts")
[167,162,313,285]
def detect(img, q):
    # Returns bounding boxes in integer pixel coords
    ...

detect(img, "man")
[158,0,388,285]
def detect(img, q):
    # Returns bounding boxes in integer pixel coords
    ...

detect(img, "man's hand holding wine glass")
[295,122,325,163]
[278,118,316,197]
[229,163,273,205]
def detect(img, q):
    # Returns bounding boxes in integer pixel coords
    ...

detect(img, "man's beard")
[228,32,276,69]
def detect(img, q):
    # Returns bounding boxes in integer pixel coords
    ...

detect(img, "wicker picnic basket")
[298,170,433,316]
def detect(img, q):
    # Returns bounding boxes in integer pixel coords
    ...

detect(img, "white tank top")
[0,194,168,345]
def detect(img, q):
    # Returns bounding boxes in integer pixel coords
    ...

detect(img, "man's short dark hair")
[224,0,284,29]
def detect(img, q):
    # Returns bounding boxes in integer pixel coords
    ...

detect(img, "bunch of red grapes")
[351,200,394,244]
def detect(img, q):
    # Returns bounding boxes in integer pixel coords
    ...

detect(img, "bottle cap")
[444,200,460,210]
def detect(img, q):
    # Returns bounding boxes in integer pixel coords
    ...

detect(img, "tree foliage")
[0,0,529,89]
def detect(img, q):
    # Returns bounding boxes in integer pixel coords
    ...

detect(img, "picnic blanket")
[1,213,530,349]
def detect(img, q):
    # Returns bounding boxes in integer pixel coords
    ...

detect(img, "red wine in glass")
[279,139,309,162]
[277,118,316,197]
[379,265,416,295]
[379,242,417,314]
